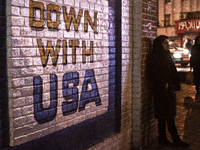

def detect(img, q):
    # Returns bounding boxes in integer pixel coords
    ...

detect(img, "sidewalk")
[143,83,200,150]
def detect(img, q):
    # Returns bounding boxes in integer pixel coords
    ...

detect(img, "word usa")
[33,69,102,124]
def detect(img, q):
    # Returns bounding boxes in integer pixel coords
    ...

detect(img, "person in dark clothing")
[190,36,200,95]
[148,35,190,148]
[186,39,193,52]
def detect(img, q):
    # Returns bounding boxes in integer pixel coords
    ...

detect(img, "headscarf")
[152,35,169,54]
[152,35,172,63]
[190,36,200,67]
[191,36,200,54]
[194,36,200,45]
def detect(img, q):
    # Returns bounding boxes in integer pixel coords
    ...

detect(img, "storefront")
[175,19,200,47]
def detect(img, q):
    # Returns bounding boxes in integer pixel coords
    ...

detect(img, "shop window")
[164,14,171,26]
[165,0,171,3]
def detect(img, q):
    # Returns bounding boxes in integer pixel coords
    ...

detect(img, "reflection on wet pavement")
[143,84,200,150]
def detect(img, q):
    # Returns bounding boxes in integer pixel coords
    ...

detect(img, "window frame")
[165,0,171,4]
[164,14,171,26]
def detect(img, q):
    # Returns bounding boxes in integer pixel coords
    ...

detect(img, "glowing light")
[173,53,182,58]
[183,49,189,54]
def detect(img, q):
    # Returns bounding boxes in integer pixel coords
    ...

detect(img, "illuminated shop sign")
[175,19,200,34]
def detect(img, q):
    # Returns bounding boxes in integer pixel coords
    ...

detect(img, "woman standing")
[148,35,190,148]
[190,36,200,95]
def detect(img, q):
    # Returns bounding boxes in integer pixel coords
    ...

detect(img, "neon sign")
[175,19,200,34]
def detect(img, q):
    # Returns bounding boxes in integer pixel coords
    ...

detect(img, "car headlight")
[173,53,182,58]
[183,49,189,54]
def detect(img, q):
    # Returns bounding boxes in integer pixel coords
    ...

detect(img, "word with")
[37,39,93,66]
[30,0,97,32]
[33,69,101,124]
[178,20,200,31]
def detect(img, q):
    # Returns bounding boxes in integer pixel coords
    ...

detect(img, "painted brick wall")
[0,0,158,150]
[2,0,123,149]
[87,0,134,149]
[89,0,158,149]
[7,0,111,146]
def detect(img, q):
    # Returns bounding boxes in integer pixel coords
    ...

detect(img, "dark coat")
[190,36,200,83]
[148,36,180,120]
[190,41,200,69]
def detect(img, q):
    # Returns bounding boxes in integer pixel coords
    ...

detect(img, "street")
[143,83,200,150]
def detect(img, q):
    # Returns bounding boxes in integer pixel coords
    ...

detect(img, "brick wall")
[2,0,124,149]
[141,0,158,147]
[132,0,158,148]
[7,0,112,146]
[0,0,9,148]
[0,0,158,149]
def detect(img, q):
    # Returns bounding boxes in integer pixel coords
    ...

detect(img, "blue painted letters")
[33,74,58,124]
[79,70,101,111]
[62,72,79,115]
[33,70,102,123]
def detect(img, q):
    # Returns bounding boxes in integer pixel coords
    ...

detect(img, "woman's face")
[162,38,169,51]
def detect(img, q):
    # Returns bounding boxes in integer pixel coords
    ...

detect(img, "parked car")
[169,46,191,67]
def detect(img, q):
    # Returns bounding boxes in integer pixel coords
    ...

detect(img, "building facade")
[158,0,200,47]
[0,0,157,149]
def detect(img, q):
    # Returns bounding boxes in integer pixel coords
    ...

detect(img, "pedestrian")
[148,35,190,148]
[186,39,193,52]
[190,36,200,96]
